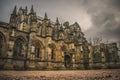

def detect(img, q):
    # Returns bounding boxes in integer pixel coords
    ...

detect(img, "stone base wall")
[0,59,120,70]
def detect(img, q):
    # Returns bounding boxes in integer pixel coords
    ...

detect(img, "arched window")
[0,33,5,56]
[48,43,56,60]
[32,42,41,58]
[51,49,54,60]
[34,43,40,58]
[13,38,25,57]
[0,35,4,56]
[93,52,101,63]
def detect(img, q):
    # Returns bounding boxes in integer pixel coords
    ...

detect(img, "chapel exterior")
[0,6,119,70]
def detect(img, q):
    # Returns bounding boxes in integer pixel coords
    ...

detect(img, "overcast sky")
[0,0,120,43]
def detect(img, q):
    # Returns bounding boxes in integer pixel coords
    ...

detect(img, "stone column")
[88,53,93,69]
[80,53,84,69]
[101,52,106,68]
[41,49,44,61]
[8,41,14,58]
[61,51,65,68]
[47,47,52,69]
[72,54,76,69]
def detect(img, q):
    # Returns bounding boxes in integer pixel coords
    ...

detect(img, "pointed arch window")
[51,49,54,60]
[49,44,56,60]
[93,52,101,63]
[13,38,25,57]
[34,42,41,58]
[35,45,40,58]
[0,35,4,56]
[0,32,6,57]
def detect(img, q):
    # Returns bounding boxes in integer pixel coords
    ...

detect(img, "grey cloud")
[111,0,120,10]
[82,0,120,42]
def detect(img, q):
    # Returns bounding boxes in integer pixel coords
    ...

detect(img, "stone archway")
[64,54,72,68]
[0,32,6,56]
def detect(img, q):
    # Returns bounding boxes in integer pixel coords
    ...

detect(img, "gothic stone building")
[0,6,119,70]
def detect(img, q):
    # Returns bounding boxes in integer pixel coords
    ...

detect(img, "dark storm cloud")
[111,0,120,10]
[81,0,120,42]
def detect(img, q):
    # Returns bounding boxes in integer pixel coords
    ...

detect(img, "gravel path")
[0,69,120,80]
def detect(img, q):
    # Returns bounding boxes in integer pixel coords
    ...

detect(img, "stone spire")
[13,5,17,15]
[30,5,34,13]
[56,17,60,25]
[60,24,64,31]
[25,6,27,11]
[25,6,27,14]
[44,12,48,20]
[48,20,51,27]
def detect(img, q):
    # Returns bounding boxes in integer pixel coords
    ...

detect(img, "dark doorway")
[64,55,71,68]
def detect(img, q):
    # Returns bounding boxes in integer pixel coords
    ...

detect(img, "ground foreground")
[0,69,120,80]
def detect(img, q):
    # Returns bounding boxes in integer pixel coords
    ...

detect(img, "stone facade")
[0,6,120,70]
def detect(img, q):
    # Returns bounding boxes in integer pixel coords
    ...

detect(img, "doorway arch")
[64,54,71,68]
